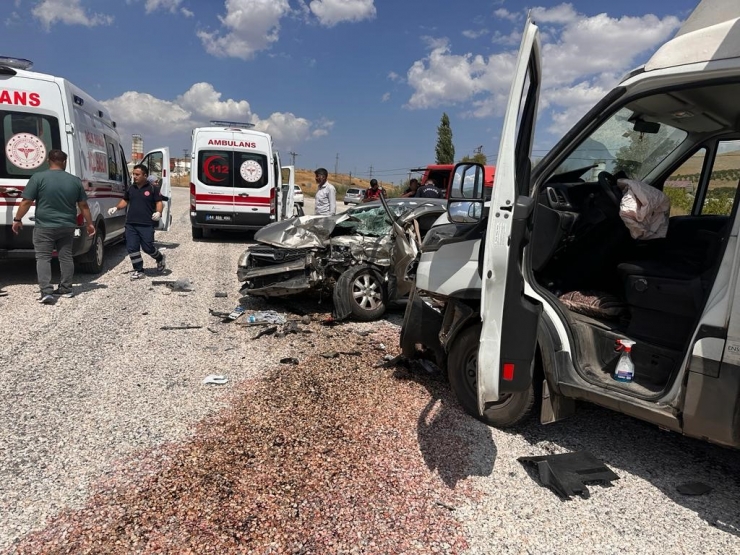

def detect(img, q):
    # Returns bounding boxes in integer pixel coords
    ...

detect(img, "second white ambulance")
[189,122,294,239]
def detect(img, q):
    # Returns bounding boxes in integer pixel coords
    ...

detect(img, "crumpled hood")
[253,213,351,248]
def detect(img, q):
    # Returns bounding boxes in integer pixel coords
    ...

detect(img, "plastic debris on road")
[203,374,228,385]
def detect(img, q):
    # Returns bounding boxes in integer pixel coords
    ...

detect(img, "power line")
[288,151,298,166]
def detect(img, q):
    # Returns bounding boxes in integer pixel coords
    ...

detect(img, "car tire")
[339,266,387,321]
[448,324,535,428]
[191,226,203,240]
[75,225,105,274]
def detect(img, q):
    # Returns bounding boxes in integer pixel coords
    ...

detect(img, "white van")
[0,57,171,272]
[189,122,293,239]
[404,0,740,449]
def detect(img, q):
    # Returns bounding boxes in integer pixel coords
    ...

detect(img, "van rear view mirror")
[449,200,483,224]
[450,162,485,199]
[633,119,660,134]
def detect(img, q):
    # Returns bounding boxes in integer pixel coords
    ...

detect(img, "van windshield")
[197,150,269,189]
[553,107,687,181]
[1,110,62,179]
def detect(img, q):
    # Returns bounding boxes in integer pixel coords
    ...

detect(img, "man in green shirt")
[12,149,95,304]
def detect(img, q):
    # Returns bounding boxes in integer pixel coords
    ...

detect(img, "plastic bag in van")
[617,178,670,240]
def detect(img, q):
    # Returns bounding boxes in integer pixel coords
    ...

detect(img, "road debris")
[677,482,712,496]
[280,357,299,365]
[252,326,278,340]
[518,451,619,500]
[202,374,228,385]
[152,278,194,292]
[160,325,203,331]
[215,292,228,298]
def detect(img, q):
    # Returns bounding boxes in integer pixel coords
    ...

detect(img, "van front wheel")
[448,324,535,428]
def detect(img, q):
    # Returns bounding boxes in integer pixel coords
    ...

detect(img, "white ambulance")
[0,56,171,273]
[189,122,294,239]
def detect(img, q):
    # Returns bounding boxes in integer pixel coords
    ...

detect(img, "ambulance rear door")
[141,147,172,231]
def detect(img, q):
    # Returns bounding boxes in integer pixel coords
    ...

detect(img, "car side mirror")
[448,200,483,223]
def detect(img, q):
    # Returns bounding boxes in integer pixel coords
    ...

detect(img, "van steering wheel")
[598,171,622,208]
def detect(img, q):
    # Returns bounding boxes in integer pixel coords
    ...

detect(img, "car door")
[477,18,542,410]
[140,147,172,231]
[280,165,296,219]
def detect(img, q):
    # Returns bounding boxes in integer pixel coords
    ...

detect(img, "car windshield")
[552,106,688,181]
[338,203,409,237]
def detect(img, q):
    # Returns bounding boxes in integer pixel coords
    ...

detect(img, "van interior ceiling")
[528,80,740,399]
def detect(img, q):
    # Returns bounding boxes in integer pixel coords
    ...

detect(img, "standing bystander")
[11,149,95,304]
[363,179,384,203]
[108,164,166,279]
[401,178,420,198]
[314,167,336,216]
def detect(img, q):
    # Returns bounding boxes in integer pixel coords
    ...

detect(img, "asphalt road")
[1,187,740,553]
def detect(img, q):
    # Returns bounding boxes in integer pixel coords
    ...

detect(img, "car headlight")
[421,223,457,252]
[237,250,249,267]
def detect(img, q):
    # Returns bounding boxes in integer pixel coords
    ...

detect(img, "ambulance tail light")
[190,182,196,210]
[270,187,276,216]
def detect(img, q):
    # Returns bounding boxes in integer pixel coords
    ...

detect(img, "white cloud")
[462,28,488,39]
[181,7,193,17]
[144,0,182,13]
[32,0,113,29]
[309,0,376,27]
[493,8,519,23]
[101,82,326,151]
[404,3,682,133]
[387,71,400,82]
[197,0,291,60]
[381,92,390,102]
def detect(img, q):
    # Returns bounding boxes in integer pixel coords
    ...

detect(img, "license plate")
[206,215,233,222]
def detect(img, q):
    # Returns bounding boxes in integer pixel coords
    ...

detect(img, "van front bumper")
[191,211,273,231]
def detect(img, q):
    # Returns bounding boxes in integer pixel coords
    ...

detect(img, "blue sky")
[3,0,698,184]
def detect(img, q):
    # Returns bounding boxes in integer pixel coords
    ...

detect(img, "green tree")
[460,152,488,165]
[435,113,455,164]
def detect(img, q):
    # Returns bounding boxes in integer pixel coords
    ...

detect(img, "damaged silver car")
[237,198,447,321]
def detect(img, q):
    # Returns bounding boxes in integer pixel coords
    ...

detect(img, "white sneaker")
[38,294,56,304]
[130,271,145,280]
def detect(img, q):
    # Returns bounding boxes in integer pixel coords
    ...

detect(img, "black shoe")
[38,294,56,304]
[52,288,74,298]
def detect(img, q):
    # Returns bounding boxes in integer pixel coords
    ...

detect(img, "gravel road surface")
[1,187,739,554]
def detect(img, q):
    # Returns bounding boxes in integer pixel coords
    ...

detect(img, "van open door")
[477,18,542,411]
[280,165,296,220]
[141,147,172,231]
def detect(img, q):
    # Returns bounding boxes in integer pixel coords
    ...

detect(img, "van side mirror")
[448,162,485,223]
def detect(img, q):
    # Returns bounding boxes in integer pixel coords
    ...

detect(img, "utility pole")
[288,151,298,166]
[474,145,483,154]
[368,165,373,179]
[334,153,339,179]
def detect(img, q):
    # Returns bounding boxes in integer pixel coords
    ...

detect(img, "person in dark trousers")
[108,164,166,279]
[363,178,384,203]
[12,149,96,304]
[415,179,444,198]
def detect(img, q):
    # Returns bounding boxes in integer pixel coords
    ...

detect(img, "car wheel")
[191,226,203,240]
[448,324,535,428]
[340,266,387,321]
[75,226,105,274]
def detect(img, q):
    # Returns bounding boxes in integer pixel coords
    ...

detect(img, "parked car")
[237,197,447,321]
[343,187,365,205]
[293,184,304,206]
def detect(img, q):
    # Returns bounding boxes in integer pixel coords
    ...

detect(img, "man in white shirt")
[313,167,336,215]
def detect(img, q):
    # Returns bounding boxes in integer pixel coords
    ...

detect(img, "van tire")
[191,226,203,240]
[448,324,535,428]
[75,226,105,274]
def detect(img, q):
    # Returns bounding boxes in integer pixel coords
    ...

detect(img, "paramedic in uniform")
[314,167,336,216]
[108,164,166,279]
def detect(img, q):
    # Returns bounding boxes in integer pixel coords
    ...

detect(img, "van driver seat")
[616,227,725,349]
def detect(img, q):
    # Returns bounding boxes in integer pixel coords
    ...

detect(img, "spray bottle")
[613,339,636,383]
